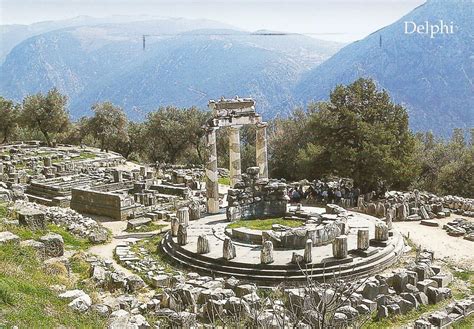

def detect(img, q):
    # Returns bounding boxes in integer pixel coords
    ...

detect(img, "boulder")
[39,233,64,257]
[0,231,20,245]
[126,275,145,292]
[68,294,92,313]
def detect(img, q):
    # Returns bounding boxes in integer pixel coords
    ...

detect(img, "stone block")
[431,274,452,288]
[360,299,377,313]
[414,263,435,281]
[0,231,20,245]
[18,208,46,230]
[428,311,451,327]
[39,233,64,257]
[426,287,450,305]
[376,305,388,319]
[416,279,438,294]
[362,282,379,300]
[126,217,151,230]
[393,271,409,294]
[386,303,401,316]
[414,319,431,329]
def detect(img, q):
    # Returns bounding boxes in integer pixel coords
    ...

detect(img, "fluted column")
[229,126,242,187]
[256,122,268,179]
[206,128,219,214]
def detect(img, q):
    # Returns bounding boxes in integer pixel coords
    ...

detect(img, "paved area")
[178,207,390,266]
[393,214,474,270]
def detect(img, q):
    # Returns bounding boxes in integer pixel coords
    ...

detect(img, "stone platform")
[160,207,405,285]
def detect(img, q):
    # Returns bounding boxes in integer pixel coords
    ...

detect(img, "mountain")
[0,18,342,120]
[0,15,236,63]
[294,0,473,136]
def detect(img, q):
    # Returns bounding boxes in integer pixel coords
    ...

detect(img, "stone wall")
[226,167,288,221]
[70,188,137,220]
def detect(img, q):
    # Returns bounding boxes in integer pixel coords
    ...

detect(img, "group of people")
[287,179,361,207]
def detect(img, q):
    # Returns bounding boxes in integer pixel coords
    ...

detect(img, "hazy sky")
[1,0,426,42]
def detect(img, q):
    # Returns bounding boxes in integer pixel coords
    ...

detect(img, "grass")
[125,222,168,233]
[76,152,96,161]
[127,235,178,275]
[452,269,474,297]
[14,162,26,170]
[0,243,106,328]
[227,217,304,231]
[363,301,450,329]
[218,177,231,185]
[0,202,7,218]
[452,313,474,328]
[0,222,92,251]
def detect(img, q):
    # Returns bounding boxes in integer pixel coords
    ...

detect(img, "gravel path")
[393,215,474,270]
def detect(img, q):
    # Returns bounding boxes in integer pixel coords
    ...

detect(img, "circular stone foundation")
[160,206,405,285]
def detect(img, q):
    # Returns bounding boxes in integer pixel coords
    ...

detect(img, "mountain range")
[0,0,472,136]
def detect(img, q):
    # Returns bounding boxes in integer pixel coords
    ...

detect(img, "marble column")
[375,222,389,241]
[206,128,219,213]
[177,207,189,227]
[333,235,348,259]
[229,126,242,187]
[357,229,370,250]
[256,122,268,179]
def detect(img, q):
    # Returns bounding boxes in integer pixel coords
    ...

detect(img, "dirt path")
[87,221,136,277]
[393,215,474,270]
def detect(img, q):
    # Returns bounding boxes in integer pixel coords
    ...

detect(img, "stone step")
[159,232,404,284]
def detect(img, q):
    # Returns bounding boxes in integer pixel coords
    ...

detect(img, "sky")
[1,0,426,42]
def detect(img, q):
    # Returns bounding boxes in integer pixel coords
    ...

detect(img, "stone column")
[112,170,123,183]
[256,122,268,179]
[44,157,52,167]
[177,207,189,227]
[206,128,219,213]
[229,126,242,187]
[332,235,348,259]
[197,234,210,254]
[223,237,236,260]
[189,201,201,220]
[261,241,274,264]
[357,229,369,250]
[177,225,187,246]
[385,207,394,230]
[304,239,312,263]
[171,217,179,237]
[375,222,389,241]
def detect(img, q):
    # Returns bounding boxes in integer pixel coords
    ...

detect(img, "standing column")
[256,122,268,179]
[229,126,242,187]
[206,128,219,214]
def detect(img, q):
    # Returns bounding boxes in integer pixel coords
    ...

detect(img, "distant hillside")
[294,0,473,136]
[0,18,342,120]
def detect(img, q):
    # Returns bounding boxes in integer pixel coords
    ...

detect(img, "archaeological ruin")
[0,97,473,328]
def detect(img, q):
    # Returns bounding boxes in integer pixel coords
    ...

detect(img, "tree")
[21,88,70,146]
[88,102,129,152]
[268,108,312,180]
[297,78,419,193]
[0,97,19,143]
[144,106,208,164]
[413,128,473,198]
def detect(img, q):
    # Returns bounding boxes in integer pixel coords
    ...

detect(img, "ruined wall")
[70,188,136,220]
[226,167,288,221]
